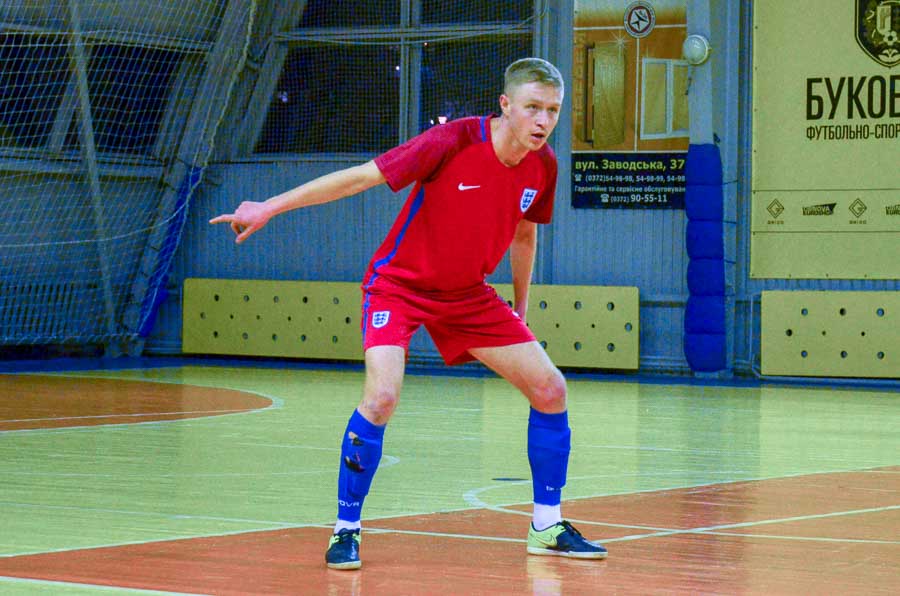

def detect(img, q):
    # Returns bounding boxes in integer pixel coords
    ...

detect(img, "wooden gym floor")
[0,363,897,594]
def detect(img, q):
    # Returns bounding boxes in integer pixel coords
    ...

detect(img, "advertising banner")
[751,0,899,279]
[572,0,689,209]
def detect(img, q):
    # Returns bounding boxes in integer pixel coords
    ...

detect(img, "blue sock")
[527,408,571,506]
[337,409,386,522]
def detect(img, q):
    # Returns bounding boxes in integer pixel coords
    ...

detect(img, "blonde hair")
[504,57,564,96]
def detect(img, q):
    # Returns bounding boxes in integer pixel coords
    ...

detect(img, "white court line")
[0,576,210,595]
[0,523,334,560]
[463,472,758,532]
[0,470,329,479]
[5,506,896,561]
[0,500,302,530]
[0,374,284,435]
[702,531,900,545]
[4,409,254,424]
[3,497,896,560]
[599,504,900,544]
[364,505,900,548]
[464,482,670,532]
[565,467,899,502]
[693,504,900,532]
[5,371,896,559]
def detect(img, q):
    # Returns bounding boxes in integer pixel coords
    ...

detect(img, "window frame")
[249,0,543,157]
[639,57,690,141]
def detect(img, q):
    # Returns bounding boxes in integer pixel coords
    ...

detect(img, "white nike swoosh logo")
[458,183,481,191]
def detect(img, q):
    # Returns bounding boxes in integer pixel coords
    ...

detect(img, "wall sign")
[751,0,899,279]
[572,0,688,210]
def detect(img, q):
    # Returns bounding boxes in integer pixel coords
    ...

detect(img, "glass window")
[255,45,400,154]
[641,61,667,136]
[0,33,70,149]
[421,1,532,24]
[255,1,537,154]
[299,0,400,27]
[419,38,531,132]
[640,58,689,139]
[67,44,183,154]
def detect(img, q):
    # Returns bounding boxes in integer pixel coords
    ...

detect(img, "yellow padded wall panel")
[184,279,640,370]
[494,284,639,370]
[183,278,363,361]
[761,291,899,378]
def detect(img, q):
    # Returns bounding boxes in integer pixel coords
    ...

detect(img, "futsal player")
[211,57,607,569]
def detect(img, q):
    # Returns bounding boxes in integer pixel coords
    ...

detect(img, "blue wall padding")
[687,259,725,296]
[683,143,726,373]
[684,333,727,371]
[685,296,726,334]
[685,184,724,221]
[686,220,724,259]
[685,143,723,186]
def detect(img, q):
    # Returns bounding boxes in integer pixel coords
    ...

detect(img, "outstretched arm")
[509,219,538,321]
[209,159,386,244]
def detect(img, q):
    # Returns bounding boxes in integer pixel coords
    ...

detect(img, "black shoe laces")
[560,520,583,536]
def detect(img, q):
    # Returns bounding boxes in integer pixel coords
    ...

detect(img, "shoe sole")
[527,546,608,559]
[326,560,362,570]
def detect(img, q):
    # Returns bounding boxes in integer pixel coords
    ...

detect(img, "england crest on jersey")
[520,188,538,212]
[371,311,390,329]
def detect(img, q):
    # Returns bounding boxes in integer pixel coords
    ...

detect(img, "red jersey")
[367,115,557,293]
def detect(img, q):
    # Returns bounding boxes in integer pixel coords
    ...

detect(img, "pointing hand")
[209,201,271,244]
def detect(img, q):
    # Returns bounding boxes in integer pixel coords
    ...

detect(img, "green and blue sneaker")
[325,528,362,570]
[527,520,608,559]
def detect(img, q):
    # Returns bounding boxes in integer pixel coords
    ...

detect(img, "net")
[0,1,256,354]
[0,0,542,355]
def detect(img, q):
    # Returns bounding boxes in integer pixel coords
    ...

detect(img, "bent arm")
[210,160,385,243]
[509,219,538,321]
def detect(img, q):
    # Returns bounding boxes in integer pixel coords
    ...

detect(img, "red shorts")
[361,277,536,365]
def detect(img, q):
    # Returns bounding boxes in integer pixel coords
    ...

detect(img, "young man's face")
[500,81,563,152]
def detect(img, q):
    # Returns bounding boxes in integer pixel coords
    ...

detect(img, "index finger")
[209,214,234,225]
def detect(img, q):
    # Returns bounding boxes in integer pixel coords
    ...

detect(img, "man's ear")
[499,94,510,116]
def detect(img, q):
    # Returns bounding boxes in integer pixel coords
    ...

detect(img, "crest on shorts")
[371,311,390,329]
[856,0,900,68]
[520,188,538,212]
